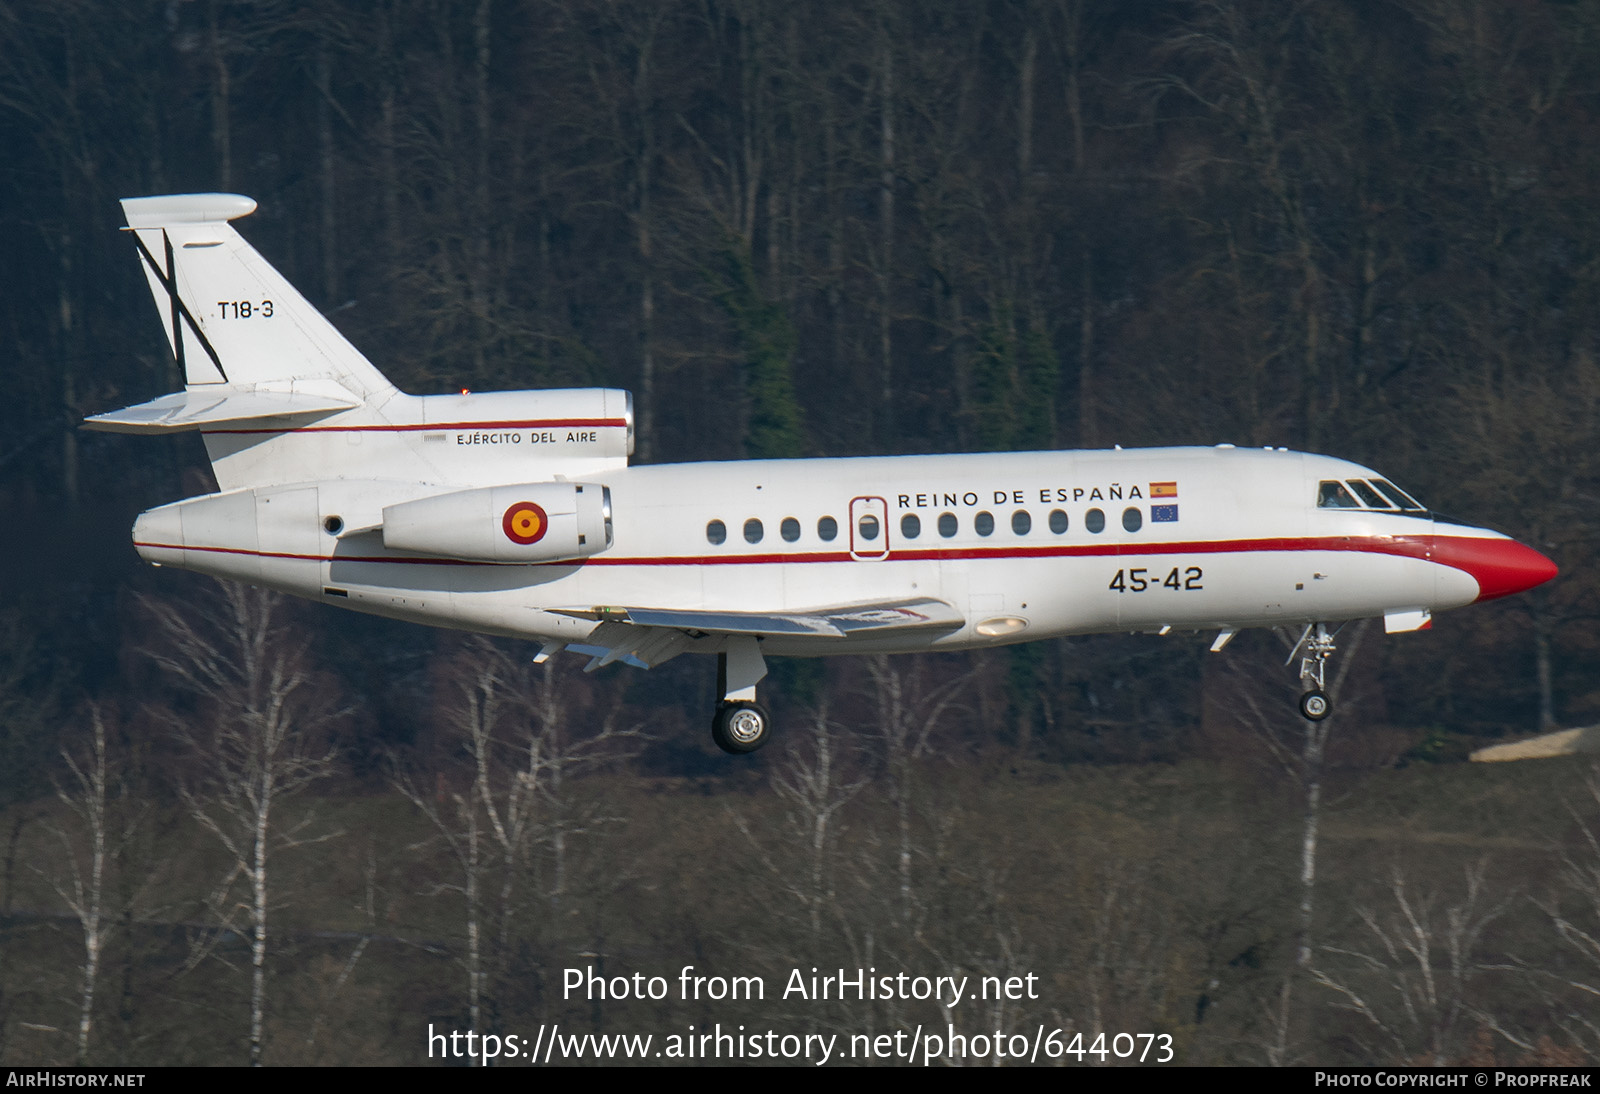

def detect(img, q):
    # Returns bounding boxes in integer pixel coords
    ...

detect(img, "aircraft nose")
[1433,535,1558,602]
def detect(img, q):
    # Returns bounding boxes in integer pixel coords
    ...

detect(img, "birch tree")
[1314,861,1510,1064]
[142,584,340,1066]
[42,704,142,1065]
[734,702,868,953]
[1215,620,1370,1064]
[398,638,639,1035]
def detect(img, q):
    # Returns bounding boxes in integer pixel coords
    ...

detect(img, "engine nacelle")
[382,482,612,563]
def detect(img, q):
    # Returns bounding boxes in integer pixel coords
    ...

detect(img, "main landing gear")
[711,636,772,754]
[712,701,771,753]
[1288,622,1338,722]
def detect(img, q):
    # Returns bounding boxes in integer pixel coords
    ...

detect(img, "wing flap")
[83,387,359,434]
[570,622,690,672]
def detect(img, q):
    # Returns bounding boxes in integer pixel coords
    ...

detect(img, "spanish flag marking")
[1150,482,1178,498]
[502,501,549,545]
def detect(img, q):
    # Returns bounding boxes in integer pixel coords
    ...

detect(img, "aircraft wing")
[83,387,359,434]
[553,597,963,638]
[550,597,964,672]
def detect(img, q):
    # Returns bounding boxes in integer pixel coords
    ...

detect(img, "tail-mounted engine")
[382,482,613,563]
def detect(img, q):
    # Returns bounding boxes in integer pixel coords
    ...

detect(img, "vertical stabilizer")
[120,193,397,400]
[99,194,632,494]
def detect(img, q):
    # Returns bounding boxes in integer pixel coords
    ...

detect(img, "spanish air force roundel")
[502,501,549,545]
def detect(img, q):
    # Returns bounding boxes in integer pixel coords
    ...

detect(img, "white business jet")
[86,194,1558,753]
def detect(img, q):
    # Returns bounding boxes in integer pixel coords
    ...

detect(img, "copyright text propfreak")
[1317,1075,1591,1088]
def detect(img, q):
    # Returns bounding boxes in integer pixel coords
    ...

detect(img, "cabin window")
[938,512,958,537]
[706,519,727,545]
[744,518,764,544]
[858,514,880,541]
[1123,507,1142,532]
[974,511,995,536]
[781,517,801,542]
[901,513,921,539]
[1085,508,1105,534]
[1012,510,1032,535]
[1317,481,1360,508]
[818,516,838,541]
[1049,509,1069,534]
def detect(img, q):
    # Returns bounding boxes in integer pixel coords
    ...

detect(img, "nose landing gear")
[1288,623,1338,721]
[1299,688,1331,721]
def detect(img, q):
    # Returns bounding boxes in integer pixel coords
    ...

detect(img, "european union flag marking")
[1152,504,1179,522]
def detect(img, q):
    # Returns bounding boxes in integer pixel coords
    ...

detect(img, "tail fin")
[116,193,397,399]
[92,194,633,494]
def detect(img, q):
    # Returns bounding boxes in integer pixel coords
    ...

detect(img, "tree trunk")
[249,774,269,1066]
[877,41,895,448]
[470,0,493,375]
[634,25,657,462]
[208,1,231,191]
[317,43,337,306]
[1533,595,1556,730]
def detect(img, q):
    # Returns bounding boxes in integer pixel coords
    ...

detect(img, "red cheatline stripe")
[201,418,629,436]
[585,535,1440,566]
[135,542,498,566]
[136,533,1465,569]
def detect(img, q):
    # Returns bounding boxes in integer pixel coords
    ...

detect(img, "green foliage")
[971,300,1059,452]
[767,656,826,710]
[0,611,59,808]
[1402,727,1473,765]
[704,243,805,460]
[1003,641,1050,754]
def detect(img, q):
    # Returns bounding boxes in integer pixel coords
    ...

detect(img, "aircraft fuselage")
[131,443,1545,658]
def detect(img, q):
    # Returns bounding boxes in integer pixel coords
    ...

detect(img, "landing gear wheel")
[712,701,771,754]
[1299,689,1331,722]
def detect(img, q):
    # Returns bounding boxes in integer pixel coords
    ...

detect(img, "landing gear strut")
[1287,623,1338,722]
[711,636,772,754]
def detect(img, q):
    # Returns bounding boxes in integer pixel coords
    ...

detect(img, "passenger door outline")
[849,496,889,561]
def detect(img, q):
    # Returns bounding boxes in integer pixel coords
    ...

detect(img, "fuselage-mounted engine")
[381,482,612,563]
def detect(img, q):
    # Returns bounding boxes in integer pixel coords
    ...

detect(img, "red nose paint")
[1432,536,1559,601]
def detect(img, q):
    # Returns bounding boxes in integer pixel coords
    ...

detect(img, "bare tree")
[862,653,974,931]
[142,584,340,1066]
[1215,620,1370,1064]
[1529,769,1600,1060]
[40,704,143,1065]
[1313,861,1510,1064]
[734,701,869,952]
[397,638,639,1034]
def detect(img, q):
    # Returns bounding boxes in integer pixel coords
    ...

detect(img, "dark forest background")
[0,0,1598,1066]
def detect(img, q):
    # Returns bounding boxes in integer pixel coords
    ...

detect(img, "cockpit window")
[1372,479,1426,512]
[1346,479,1391,509]
[1317,481,1360,508]
[1319,477,1429,513]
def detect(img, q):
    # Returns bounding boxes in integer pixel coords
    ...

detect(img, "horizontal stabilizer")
[552,597,963,639]
[83,387,360,434]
